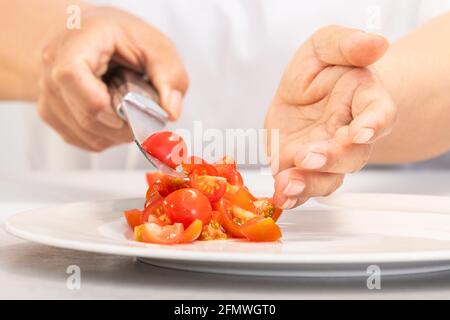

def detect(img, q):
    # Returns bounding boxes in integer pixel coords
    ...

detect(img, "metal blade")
[120,92,187,179]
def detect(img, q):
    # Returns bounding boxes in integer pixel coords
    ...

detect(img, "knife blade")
[105,68,187,178]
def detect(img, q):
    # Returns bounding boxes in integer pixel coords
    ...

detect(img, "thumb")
[309,25,389,67]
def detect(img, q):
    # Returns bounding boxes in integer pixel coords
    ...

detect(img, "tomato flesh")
[124,209,143,230]
[141,131,187,169]
[241,217,282,242]
[141,198,169,225]
[164,188,212,228]
[146,172,189,197]
[141,222,184,245]
[189,175,227,202]
[254,198,283,222]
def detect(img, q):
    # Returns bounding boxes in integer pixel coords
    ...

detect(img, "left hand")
[265,26,397,210]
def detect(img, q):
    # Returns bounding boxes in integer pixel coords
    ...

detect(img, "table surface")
[1,169,450,300]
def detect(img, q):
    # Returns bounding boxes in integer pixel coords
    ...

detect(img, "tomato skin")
[146,172,189,197]
[124,209,143,230]
[182,156,218,176]
[141,199,168,225]
[189,175,227,202]
[215,165,244,186]
[224,186,256,213]
[141,222,184,245]
[240,217,282,242]
[179,219,203,244]
[141,131,187,169]
[164,188,213,228]
[217,208,245,238]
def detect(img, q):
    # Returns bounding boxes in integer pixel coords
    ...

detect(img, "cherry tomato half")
[217,207,245,238]
[182,156,218,176]
[189,175,227,202]
[141,222,184,245]
[254,198,283,222]
[141,131,187,169]
[146,172,189,197]
[223,186,256,212]
[163,188,213,228]
[141,198,169,225]
[179,219,203,244]
[124,209,143,230]
[215,165,244,186]
[240,217,282,242]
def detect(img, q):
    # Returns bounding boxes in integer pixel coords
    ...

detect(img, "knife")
[105,68,186,178]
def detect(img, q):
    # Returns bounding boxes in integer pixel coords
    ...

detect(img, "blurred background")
[1,0,450,172]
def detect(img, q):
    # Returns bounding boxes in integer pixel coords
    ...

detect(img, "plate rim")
[6,195,450,265]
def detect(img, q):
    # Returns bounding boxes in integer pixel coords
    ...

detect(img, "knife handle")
[104,68,161,120]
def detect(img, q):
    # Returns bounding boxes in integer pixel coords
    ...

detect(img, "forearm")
[372,12,450,164]
[0,0,89,101]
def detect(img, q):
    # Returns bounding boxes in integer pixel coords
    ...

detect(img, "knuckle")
[51,65,77,83]
[41,43,55,66]
[78,115,97,131]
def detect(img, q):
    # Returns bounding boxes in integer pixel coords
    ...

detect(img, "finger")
[278,26,388,105]
[137,34,189,120]
[40,83,118,152]
[273,168,344,209]
[47,61,134,144]
[293,132,371,174]
[348,75,397,144]
[37,89,108,152]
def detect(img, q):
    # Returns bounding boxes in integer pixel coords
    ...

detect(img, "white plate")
[5,194,450,278]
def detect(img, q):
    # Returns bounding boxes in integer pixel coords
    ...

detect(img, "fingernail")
[283,179,306,197]
[167,90,183,119]
[281,198,297,210]
[353,128,375,144]
[96,111,124,129]
[300,152,327,170]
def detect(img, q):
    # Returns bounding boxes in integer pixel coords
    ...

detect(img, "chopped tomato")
[215,156,237,168]
[182,156,218,176]
[254,198,283,222]
[240,217,282,242]
[141,198,169,225]
[141,131,187,169]
[189,175,227,202]
[146,214,168,226]
[179,219,203,243]
[144,188,162,208]
[141,222,184,245]
[146,172,189,197]
[199,211,228,240]
[216,165,243,186]
[164,188,212,228]
[124,209,143,230]
[217,208,245,238]
[224,186,256,212]
[134,224,145,241]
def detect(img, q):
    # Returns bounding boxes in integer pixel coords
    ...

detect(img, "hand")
[38,6,188,152]
[265,26,397,210]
